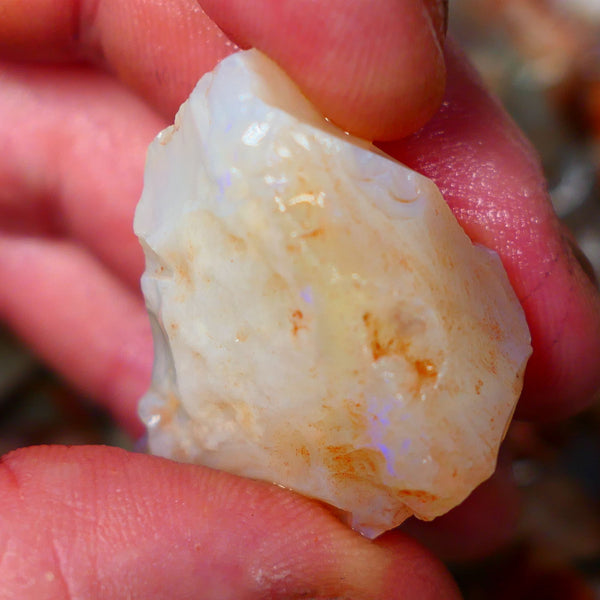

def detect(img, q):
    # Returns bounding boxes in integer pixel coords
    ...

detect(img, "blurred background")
[1,0,599,597]
[446,1,600,597]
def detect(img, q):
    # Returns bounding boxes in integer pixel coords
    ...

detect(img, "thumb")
[0,445,460,600]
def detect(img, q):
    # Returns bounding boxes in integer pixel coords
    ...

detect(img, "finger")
[0,60,165,289]
[199,0,447,139]
[380,41,600,420]
[0,0,446,139]
[0,445,461,600]
[0,236,151,436]
[0,0,235,119]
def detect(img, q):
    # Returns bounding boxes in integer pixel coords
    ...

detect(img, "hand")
[0,1,598,598]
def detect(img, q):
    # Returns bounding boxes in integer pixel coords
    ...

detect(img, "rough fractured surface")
[134,50,532,538]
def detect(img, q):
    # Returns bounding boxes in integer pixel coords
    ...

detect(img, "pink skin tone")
[0,0,598,598]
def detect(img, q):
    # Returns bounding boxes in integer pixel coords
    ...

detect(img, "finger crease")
[0,454,22,493]
[49,536,76,600]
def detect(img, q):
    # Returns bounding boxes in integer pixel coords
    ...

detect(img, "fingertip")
[516,253,600,421]
[199,0,447,140]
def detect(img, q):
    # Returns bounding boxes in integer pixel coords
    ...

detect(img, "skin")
[0,0,598,597]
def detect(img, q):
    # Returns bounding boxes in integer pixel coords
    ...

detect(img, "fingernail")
[425,0,449,41]
[566,235,599,288]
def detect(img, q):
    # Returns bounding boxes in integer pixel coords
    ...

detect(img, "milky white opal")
[134,49,531,538]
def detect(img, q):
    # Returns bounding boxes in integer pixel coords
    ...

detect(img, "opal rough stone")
[134,50,532,538]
